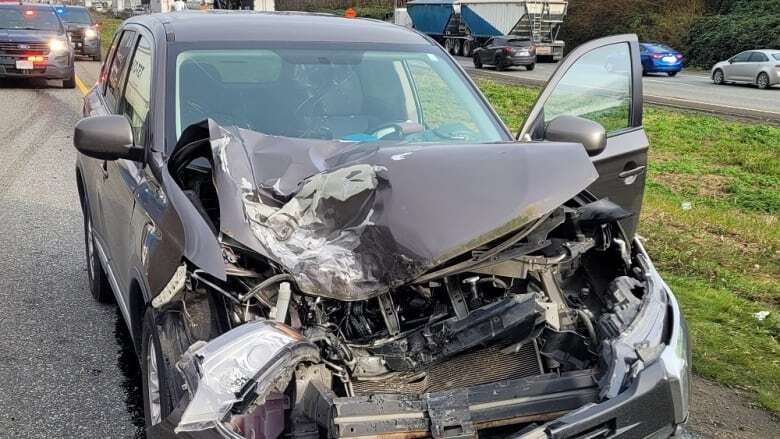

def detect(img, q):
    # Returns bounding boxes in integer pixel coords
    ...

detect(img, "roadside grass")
[92,14,121,56]
[475,79,780,414]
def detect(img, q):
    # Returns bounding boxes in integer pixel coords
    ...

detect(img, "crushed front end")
[150,122,690,439]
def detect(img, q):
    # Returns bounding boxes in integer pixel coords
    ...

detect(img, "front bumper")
[72,38,100,57]
[150,241,690,439]
[0,53,73,80]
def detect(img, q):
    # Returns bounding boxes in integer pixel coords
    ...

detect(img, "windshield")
[174,47,506,145]
[59,8,92,25]
[0,8,62,31]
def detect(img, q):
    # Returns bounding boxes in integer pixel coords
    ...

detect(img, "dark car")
[473,36,536,71]
[640,42,683,76]
[0,3,75,88]
[74,12,689,439]
[56,5,101,61]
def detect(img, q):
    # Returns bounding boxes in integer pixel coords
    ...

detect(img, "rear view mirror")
[74,115,144,161]
[544,115,606,156]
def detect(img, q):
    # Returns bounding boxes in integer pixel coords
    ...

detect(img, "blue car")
[640,42,683,76]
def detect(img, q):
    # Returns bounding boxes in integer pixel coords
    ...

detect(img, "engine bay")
[158,125,659,438]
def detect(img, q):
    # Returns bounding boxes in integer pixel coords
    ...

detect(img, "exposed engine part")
[377,293,400,336]
[596,276,644,339]
[444,276,470,319]
[351,343,542,395]
[272,282,292,322]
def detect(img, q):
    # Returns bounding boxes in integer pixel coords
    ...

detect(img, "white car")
[711,49,780,89]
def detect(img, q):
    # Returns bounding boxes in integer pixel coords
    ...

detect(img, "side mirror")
[544,115,607,156]
[74,115,144,161]
[728,58,734,64]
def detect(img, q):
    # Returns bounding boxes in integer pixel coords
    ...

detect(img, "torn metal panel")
[206,120,599,300]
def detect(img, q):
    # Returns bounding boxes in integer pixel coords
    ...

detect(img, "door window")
[542,42,632,133]
[100,32,120,93]
[105,30,137,112]
[731,52,751,63]
[748,52,768,62]
[119,35,152,145]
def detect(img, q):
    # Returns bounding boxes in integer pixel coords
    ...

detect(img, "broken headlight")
[175,320,320,434]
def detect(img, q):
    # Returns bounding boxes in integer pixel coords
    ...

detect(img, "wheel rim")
[86,217,96,280]
[715,71,723,83]
[758,74,768,88]
[146,335,162,425]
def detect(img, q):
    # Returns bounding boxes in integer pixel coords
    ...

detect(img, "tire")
[83,204,113,303]
[93,52,102,62]
[141,307,186,429]
[712,69,724,85]
[495,56,506,71]
[141,294,226,429]
[473,54,482,69]
[526,63,535,71]
[463,40,472,57]
[757,72,770,89]
[62,69,76,89]
[667,71,678,77]
[454,39,463,57]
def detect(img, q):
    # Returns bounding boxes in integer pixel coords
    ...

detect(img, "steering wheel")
[369,121,427,140]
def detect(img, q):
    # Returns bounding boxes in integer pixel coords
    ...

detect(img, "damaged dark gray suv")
[73,11,691,439]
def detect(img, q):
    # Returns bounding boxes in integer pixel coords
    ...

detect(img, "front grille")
[0,41,50,56]
[352,342,543,395]
[68,31,83,44]
[1,66,47,74]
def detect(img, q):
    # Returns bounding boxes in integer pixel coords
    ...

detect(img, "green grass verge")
[93,14,121,56]
[475,79,780,414]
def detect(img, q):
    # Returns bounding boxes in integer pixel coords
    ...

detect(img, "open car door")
[519,34,647,238]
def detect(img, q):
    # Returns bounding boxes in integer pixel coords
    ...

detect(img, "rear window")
[508,39,532,47]
[772,54,780,61]
[643,44,673,52]
[58,8,92,25]
[0,8,62,31]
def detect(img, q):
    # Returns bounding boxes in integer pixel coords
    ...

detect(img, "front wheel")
[526,63,535,71]
[141,307,188,429]
[667,71,678,77]
[757,72,770,89]
[713,69,724,85]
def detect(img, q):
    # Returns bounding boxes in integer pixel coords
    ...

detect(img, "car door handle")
[619,165,645,179]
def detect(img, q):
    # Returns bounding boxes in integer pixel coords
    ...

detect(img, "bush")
[685,13,780,67]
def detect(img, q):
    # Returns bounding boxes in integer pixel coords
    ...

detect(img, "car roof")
[0,3,56,9]
[126,11,431,45]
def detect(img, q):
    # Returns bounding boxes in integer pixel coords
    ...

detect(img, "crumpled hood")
[206,120,598,301]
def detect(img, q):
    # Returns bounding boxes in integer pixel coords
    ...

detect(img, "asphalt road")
[0,60,776,439]
[0,72,144,438]
[455,57,780,122]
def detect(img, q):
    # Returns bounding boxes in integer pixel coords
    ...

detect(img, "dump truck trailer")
[404,0,567,61]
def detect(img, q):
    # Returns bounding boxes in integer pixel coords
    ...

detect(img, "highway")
[455,57,780,122]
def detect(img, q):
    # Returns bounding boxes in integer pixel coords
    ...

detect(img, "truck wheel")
[526,63,535,71]
[463,40,472,57]
[445,38,454,54]
[454,39,462,56]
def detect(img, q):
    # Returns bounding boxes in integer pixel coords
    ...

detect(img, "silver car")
[711,49,780,89]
